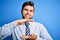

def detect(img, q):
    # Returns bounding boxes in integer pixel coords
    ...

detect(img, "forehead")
[24,5,34,10]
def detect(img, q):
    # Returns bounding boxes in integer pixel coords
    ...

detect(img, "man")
[0,1,53,40]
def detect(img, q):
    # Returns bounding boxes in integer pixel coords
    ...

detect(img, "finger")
[30,33,36,35]
[20,35,25,38]
[29,19,34,22]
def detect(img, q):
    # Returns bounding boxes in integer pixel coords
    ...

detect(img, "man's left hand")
[29,33,37,40]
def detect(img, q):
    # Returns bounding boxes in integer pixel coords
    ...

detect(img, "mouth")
[25,14,31,17]
[24,14,32,19]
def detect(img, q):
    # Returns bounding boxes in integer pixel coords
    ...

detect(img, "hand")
[20,35,30,40]
[29,33,37,40]
[20,33,37,40]
[15,19,34,25]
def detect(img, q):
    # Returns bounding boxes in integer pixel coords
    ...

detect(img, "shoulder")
[29,22,46,30]
[30,22,44,26]
[29,22,45,27]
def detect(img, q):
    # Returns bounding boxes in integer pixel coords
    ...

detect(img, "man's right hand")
[15,19,34,25]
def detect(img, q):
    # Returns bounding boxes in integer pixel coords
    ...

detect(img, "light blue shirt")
[0,21,53,40]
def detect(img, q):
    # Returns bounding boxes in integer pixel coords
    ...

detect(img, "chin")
[25,18,30,19]
[22,16,32,19]
[24,17,32,19]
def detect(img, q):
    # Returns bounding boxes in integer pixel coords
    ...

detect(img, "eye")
[30,10,33,12]
[24,9,28,11]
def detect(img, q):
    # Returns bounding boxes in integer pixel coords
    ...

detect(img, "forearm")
[0,21,15,39]
[15,19,34,25]
[15,19,27,25]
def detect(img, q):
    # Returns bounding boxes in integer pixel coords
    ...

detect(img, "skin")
[22,5,34,19]
[15,5,34,25]
[15,5,37,40]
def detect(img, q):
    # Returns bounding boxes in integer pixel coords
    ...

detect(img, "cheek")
[30,12,34,16]
[23,11,27,15]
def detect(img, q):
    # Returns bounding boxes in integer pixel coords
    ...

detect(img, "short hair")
[22,1,34,11]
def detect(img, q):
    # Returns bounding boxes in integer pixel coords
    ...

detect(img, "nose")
[27,10,30,14]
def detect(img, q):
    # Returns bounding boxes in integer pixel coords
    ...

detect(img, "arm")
[15,19,34,25]
[37,23,53,40]
[0,21,15,40]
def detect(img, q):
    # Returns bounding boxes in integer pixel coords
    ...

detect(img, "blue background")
[0,0,60,40]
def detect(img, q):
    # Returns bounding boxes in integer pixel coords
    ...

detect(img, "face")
[22,5,34,19]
